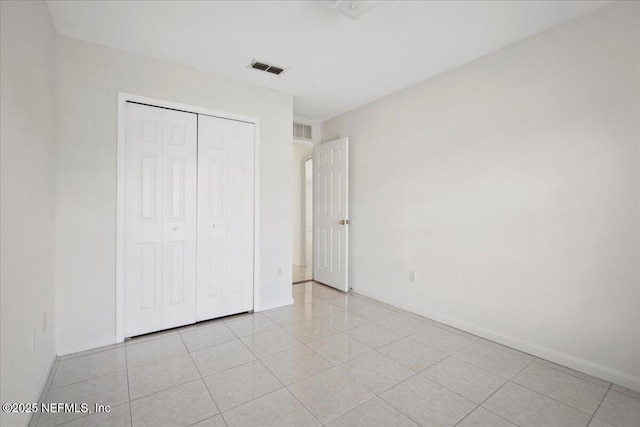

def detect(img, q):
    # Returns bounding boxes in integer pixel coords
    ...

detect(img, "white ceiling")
[46,0,609,120]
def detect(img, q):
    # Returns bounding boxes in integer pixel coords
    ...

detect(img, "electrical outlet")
[42,311,47,333]
[409,270,417,282]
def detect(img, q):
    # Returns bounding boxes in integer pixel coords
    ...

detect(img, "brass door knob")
[338,219,350,225]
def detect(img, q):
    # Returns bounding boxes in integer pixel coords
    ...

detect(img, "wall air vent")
[293,122,312,140]
[249,60,286,76]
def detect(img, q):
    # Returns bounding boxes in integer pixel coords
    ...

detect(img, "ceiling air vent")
[249,60,286,76]
[266,66,284,75]
[293,123,312,140]
[251,61,269,71]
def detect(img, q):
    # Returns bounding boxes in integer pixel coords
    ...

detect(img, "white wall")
[54,37,293,354]
[293,143,312,266]
[0,1,57,426]
[323,2,640,390]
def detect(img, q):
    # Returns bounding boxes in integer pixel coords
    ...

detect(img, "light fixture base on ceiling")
[320,0,381,20]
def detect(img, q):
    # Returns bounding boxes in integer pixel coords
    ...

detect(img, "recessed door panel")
[317,227,328,269]
[208,129,225,149]
[331,228,342,273]
[139,243,157,310]
[167,122,186,146]
[318,173,328,214]
[166,156,185,221]
[207,238,224,297]
[208,159,224,219]
[331,170,342,215]
[167,241,185,305]
[139,154,157,222]
[231,132,246,152]
[332,148,342,163]
[140,120,158,142]
[229,160,246,218]
[228,236,245,294]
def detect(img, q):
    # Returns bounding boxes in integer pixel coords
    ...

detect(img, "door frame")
[115,92,261,343]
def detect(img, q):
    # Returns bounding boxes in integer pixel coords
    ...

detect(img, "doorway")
[293,155,313,283]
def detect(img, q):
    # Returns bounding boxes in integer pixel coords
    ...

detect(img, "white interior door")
[313,137,349,292]
[197,115,255,320]
[124,103,197,337]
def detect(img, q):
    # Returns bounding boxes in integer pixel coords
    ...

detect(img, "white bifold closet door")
[124,103,197,337]
[197,115,255,321]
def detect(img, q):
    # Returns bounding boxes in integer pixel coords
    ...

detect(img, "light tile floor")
[292,264,313,283]
[31,282,639,427]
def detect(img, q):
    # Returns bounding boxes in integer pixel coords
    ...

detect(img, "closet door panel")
[124,103,164,337]
[124,103,197,337]
[197,116,254,321]
[226,121,255,312]
[161,109,197,330]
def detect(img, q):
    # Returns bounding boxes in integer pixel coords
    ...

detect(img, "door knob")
[212,224,216,229]
[338,219,350,225]
[173,226,179,231]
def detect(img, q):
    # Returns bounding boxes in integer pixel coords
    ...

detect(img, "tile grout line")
[451,357,537,427]
[58,342,126,362]
[177,331,224,425]
[375,370,434,427]
[608,386,640,401]
[358,326,495,424]
[445,343,532,380]
[282,366,374,427]
[336,353,412,397]
[49,351,128,391]
[476,351,604,426]
[236,326,324,425]
[31,356,60,427]
[217,358,288,414]
[125,349,211,406]
[124,344,133,427]
[586,382,612,426]
[532,358,613,389]
[48,368,128,392]
[446,353,523,381]
[214,320,302,422]
[507,378,608,418]
[249,347,326,426]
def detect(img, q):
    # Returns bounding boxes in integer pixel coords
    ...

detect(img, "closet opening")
[115,93,261,342]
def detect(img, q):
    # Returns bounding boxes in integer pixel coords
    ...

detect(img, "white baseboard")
[258,297,294,312]
[56,336,116,357]
[55,297,294,357]
[353,287,640,393]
